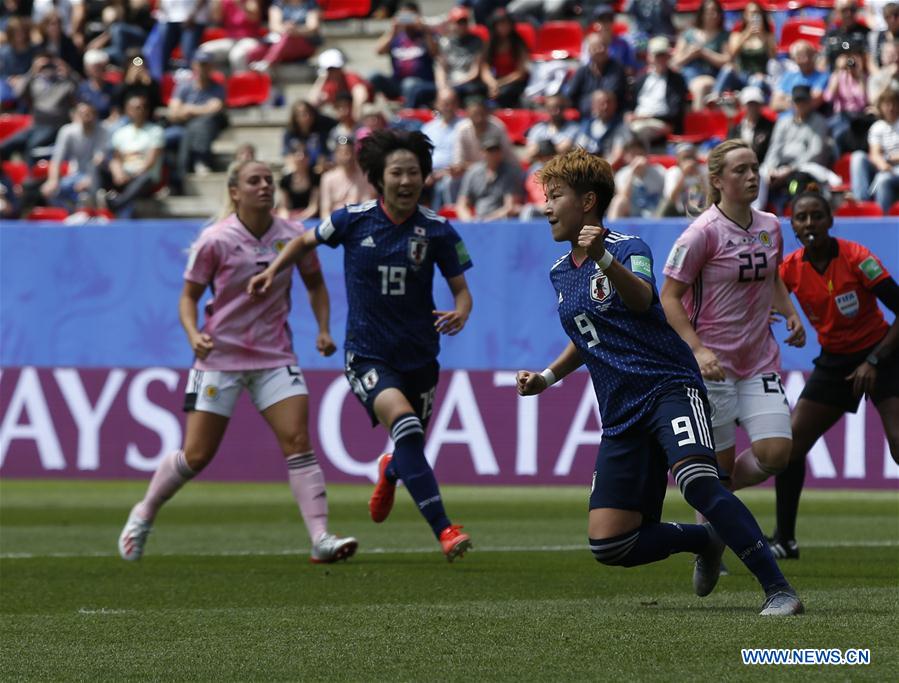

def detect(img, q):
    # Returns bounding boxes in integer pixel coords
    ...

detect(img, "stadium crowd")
[2,0,899,220]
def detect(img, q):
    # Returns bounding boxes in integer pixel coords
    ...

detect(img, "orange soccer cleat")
[369,453,396,523]
[439,524,472,562]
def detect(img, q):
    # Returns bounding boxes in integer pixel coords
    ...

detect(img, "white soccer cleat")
[760,589,805,616]
[310,533,358,564]
[693,522,726,597]
[118,505,152,561]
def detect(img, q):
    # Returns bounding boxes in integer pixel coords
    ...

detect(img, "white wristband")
[540,368,557,387]
[597,250,614,270]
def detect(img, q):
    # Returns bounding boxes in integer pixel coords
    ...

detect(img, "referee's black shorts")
[801,345,899,413]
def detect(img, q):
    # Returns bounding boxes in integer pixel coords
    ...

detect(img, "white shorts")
[184,366,308,418]
[705,372,792,451]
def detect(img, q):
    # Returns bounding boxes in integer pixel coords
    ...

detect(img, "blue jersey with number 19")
[551,231,704,435]
[316,200,473,371]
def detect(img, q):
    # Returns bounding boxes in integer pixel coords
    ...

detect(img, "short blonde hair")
[538,148,616,218]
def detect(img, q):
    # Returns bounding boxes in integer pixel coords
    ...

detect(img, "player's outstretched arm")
[578,225,653,312]
[247,230,319,297]
[660,277,726,381]
[516,341,584,396]
[771,271,806,348]
[434,273,472,336]
[179,280,214,360]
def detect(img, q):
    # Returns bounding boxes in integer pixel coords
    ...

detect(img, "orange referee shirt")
[780,238,890,354]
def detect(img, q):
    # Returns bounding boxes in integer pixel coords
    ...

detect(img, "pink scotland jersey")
[184,214,321,371]
[663,204,783,379]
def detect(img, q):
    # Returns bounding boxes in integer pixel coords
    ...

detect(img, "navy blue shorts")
[589,384,718,519]
[344,351,440,428]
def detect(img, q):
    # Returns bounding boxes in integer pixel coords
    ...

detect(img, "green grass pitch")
[1,480,897,681]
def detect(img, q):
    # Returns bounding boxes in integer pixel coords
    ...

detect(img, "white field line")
[1,539,898,560]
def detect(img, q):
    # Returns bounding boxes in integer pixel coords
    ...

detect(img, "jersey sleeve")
[434,224,473,279]
[616,238,656,285]
[663,223,711,285]
[778,250,801,292]
[184,230,219,285]
[315,207,350,248]
[847,241,890,290]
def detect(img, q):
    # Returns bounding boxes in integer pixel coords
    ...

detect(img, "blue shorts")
[344,351,439,428]
[589,384,718,519]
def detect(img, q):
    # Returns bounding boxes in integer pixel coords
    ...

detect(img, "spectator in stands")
[869,39,898,102]
[564,32,628,119]
[627,0,677,42]
[150,0,209,78]
[728,85,774,163]
[36,8,81,73]
[453,94,516,169]
[714,1,776,98]
[572,89,632,168]
[759,85,833,211]
[505,0,575,23]
[627,36,688,148]
[850,88,899,212]
[672,0,729,112]
[40,100,109,209]
[98,93,164,217]
[519,138,556,220]
[524,94,578,161]
[580,5,638,74]
[355,102,388,143]
[1,52,79,165]
[278,142,320,219]
[111,53,162,127]
[248,0,322,72]
[824,51,872,154]
[31,0,85,51]
[197,0,265,73]
[325,91,358,152]
[659,142,708,217]
[318,135,376,216]
[234,141,256,161]
[1,16,36,108]
[771,40,829,113]
[283,99,336,174]
[823,0,870,69]
[608,137,667,218]
[456,130,523,222]
[435,5,487,102]
[76,49,116,119]
[166,52,228,188]
[479,7,529,108]
[308,48,374,121]
[871,3,899,66]
[369,2,438,108]
[84,4,148,68]
[422,88,464,209]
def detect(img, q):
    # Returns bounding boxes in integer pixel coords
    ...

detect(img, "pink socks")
[286,452,329,542]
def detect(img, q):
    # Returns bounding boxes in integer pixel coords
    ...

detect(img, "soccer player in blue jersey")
[248,130,475,561]
[516,148,803,615]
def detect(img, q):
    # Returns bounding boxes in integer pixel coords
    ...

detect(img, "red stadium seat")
[0,114,32,142]
[201,27,229,43]
[470,24,489,44]
[668,109,730,143]
[675,0,703,11]
[395,108,435,124]
[226,71,270,107]
[494,108,536,145]
[161,73,176,105]
[889,201,899,216]
[721,0,750,10]
[647,154,678,168]
[777,18,826,55]
[515,22,537,53]
[320,0,371,21]
[2,160,28,186]
[832,153,851,192]
[438,206,458,219]
[835,200,883,217]
[532,21,583,60]
[26,206,70,221]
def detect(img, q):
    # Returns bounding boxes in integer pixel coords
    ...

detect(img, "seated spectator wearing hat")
[165,52,228,189]
[41,100,109,210]
[572,89,633,169]
[308,49,374,121]
[850,88,899,213]
[758,84,834,211]
[368,2,438,108]
[318,135,377,217]
[479,8,530,108]
[524,94,579,162]
[455,131,524,222]
[627,36,688,148]
[248,0,323,72]
[772,40,829,114]
[77,49,117,120]
[609,138,667,218]
[564,32,629,119]
[659,142,708,217]
[580,5,638,75]
[671,0,729,112]
[728,85,774,162]
[453,95,517,170]
[436,6,487,102]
